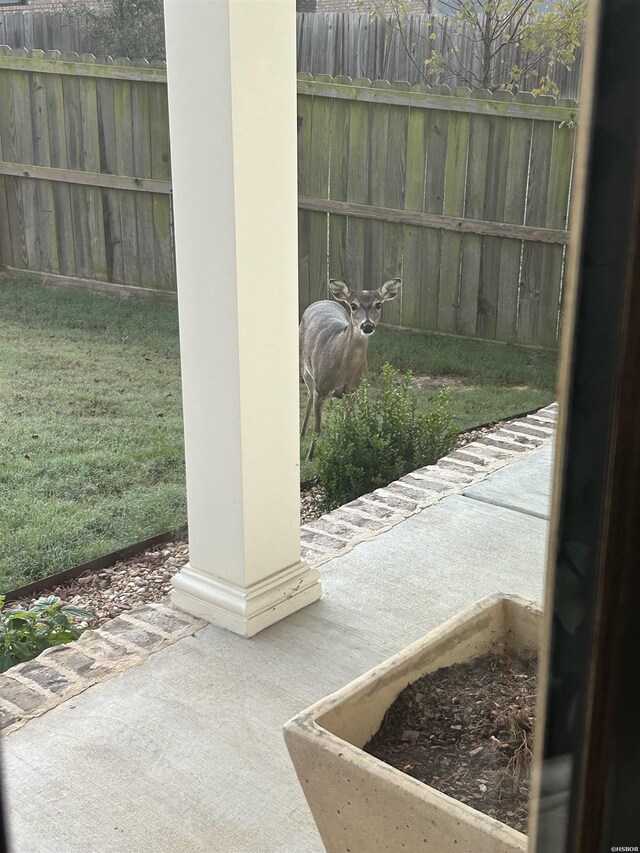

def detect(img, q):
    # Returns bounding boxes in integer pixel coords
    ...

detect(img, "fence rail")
[0,49,577,347]
[297,12,584,100]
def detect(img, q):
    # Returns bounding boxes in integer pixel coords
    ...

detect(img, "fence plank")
[0,53,12,267]
[365,80,390,293]
[421,87,449,331]
[518,97,556,344]
[132,79,157,288]
[50,13,63,53]
[477,90,512,340]
[401,85,428,329]
[30,51,60,274]
[32,13,45,56]
[95,74,124,283]
[113,66,140,285]
[60,52,93,279]
[297,82,313,312]
[11,58,41,272]
[458,89,491,337]
[537,112,575,347]
[345,78,371,288]
[382,89,409,326]
[308,75,332,305]
[78,55,107,281]
[439,89,471,333]
[148,63,174,291]
[328,75,350,288]
[496,93,534,342]
[43,49,75,276]
[0,47,23,268]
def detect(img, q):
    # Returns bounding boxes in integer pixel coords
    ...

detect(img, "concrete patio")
[2,417,556,853]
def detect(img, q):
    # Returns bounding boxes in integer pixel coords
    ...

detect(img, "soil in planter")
[364,652,537,834]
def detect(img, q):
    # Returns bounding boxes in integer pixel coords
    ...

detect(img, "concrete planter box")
[284,593,540,853]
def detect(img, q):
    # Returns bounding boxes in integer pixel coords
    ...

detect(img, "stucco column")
[163,0,321,637]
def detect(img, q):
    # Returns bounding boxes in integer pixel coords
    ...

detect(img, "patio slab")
[2,446,552,853]
[463,441,555,519]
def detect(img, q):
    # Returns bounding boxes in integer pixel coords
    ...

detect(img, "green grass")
[1,277,558,590]
[0,277,186,592]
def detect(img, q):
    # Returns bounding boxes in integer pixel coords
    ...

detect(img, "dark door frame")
[531,0,640,849]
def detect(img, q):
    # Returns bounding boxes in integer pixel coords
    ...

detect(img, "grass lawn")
[0,278,186,592]
[1,277,558,591]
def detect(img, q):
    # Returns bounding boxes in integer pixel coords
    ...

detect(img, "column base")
[171,560,322,638]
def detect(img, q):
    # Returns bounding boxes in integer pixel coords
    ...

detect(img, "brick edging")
[299,404,557,566]
[0,603,205,736]
[0,404,556,737]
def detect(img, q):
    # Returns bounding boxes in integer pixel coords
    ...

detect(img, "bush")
[315,363,458,510]
[0,595,93,673]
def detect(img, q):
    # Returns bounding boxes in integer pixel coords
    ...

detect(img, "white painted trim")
[171,560,321,638]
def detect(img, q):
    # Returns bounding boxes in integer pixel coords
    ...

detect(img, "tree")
[371,0,587,95]
[63,0,166,61]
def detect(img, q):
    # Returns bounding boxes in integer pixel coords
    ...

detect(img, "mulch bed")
[364,653,537,834]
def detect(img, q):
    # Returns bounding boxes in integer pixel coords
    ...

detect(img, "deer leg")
[301,371,314,439]
[306,391,323,461]
[301,392,313,439]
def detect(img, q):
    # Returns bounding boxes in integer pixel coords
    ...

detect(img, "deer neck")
[343,322,371,352]
[340,323,371,378]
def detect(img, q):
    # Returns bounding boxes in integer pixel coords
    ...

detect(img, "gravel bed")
[10,415,536,629]
[12,543,189,630]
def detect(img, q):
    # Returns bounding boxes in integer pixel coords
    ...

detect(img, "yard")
[0,277,186,592]
[0,276,557,592]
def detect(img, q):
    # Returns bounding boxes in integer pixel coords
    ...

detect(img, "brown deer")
[299,277,402,459]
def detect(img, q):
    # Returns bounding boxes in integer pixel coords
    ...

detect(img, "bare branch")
[390,5,430,83]
[431,58,479,88]
[493,1,534,41]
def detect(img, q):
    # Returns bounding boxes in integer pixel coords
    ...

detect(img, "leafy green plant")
[0,595,93,673]
[315,363,458,510]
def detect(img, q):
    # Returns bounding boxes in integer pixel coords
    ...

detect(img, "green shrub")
[0,595,93,673]
[315,363,458,510]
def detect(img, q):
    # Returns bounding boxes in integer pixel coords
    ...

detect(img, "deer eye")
[350,303,358,311]
[374,302,382,310]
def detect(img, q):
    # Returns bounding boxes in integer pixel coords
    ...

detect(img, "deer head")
[329,278,402,336]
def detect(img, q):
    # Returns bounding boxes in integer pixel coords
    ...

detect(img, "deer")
[299,277,402,460]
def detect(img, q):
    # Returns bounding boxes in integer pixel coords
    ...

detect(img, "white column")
[164,0,321,637]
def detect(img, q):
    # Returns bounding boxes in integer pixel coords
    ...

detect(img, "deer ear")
[378,278,402,301]
[329,279,352,303]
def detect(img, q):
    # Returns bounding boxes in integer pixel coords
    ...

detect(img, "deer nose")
[361,321,375,335]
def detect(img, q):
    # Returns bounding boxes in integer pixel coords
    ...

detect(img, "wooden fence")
[0,11,100,55]
[0,49,577,346]
[298,75,577,347]
[1,10,584,100]
[0,47,175,291]
[297,12,584,100]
